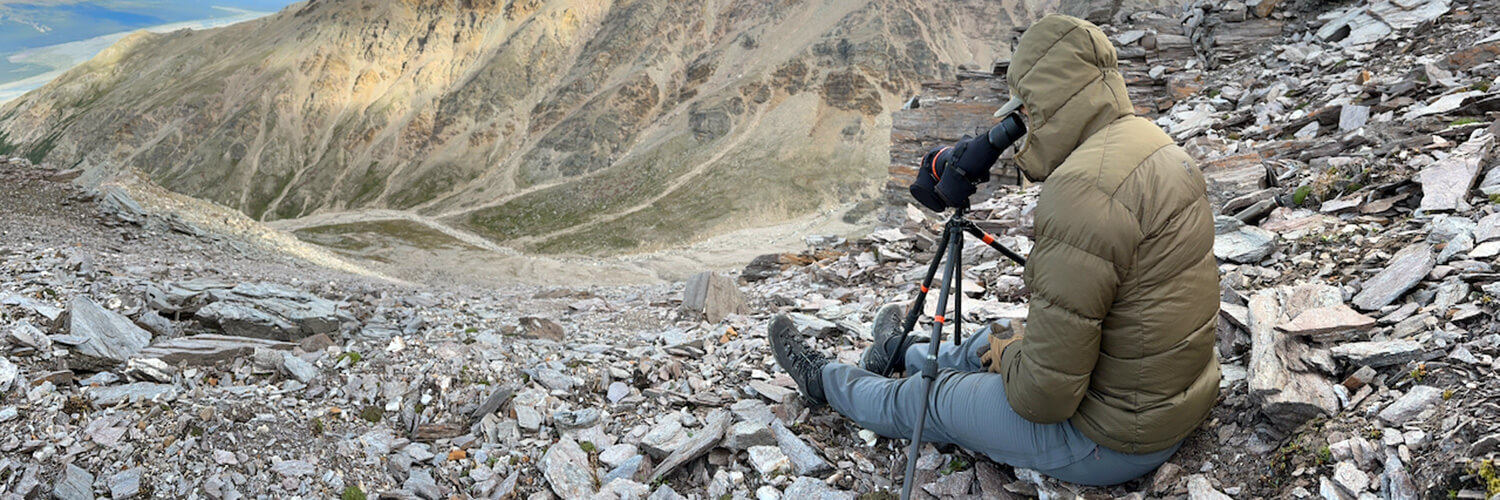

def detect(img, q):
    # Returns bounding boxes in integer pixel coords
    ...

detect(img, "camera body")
[909,113,1027,212]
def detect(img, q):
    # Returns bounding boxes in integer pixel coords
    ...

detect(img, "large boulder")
[59,296,152,370]
[192,283,344,341]
[682,272,748,323]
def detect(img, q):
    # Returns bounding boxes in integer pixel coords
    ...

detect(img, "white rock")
[1188,475,1232,500]
[747,446,790,476]
[1332,461,1369,495]
[0,356,16,391]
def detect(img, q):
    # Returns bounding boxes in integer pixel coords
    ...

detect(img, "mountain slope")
[0,0,1049,254]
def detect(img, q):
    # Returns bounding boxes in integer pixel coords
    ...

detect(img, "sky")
[0,0,299,53]
[0,0,300,102]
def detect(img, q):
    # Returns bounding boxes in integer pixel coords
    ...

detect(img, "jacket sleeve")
[998,194,1128,424]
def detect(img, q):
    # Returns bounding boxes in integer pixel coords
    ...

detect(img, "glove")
[980,320,1025,373]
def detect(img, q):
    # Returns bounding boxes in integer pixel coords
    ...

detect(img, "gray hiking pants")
[820,337,1181,486]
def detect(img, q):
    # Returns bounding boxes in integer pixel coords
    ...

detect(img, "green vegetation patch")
[462,134,702,242]
[341,486,367,500]
[295,219,482,256]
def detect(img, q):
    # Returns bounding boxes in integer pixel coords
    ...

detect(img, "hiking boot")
[768,314,829,405]
[860,304,926,376]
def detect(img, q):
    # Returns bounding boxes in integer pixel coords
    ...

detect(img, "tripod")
[889,208,1027,500]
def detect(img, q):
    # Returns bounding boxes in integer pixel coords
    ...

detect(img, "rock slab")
[1214,216,1277,263]
[770,420,833,476]
[1351,244,1436,310]
[89,382,178,406]
[782,477,854,500]
[518,317,564,341]
[1330,340,1438,367]
[62,296,152,369]
[682,272,748,323]
[542,437,598,500]
[52,463,94,500]
[1187,474,1232,500]
[1417,133,1493,212]
[1378,385,1443,426]
[1247,290,1338,431]
[136,334,296,365]
[193,283,342,341]
[651,409,731,482]
[1276,304,1375,340]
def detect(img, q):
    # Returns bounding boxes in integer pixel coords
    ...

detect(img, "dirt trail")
[268,201,870,286]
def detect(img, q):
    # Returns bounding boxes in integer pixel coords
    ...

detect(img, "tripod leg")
[901,222,953,334]
[900,221,963,500]
[882,221,953,377]
[960,222,1027,266]
[953,237,963,347]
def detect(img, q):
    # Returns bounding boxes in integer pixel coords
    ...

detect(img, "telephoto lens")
[908,113,1027,212]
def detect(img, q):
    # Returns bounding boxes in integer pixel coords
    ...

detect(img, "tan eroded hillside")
[0,0,1052,254]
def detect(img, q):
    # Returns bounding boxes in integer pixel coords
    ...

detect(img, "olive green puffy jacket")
[991,15,1221,454]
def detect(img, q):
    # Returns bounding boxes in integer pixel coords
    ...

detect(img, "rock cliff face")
[0,0,1049,253]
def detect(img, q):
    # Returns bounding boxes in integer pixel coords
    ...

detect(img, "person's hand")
[980,320,1024,372]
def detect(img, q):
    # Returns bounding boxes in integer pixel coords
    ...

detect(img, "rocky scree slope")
[3,1,1500,500]
[0,0,1048,255]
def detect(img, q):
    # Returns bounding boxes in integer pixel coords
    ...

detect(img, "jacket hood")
[1007,15,1134,182]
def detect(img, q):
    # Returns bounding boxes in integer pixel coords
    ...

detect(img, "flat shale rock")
[1330,340,1439,367]
[1417,133,1493,212]
[61,296,152,369]
[640,420,688,459]
[782,477,854,500]
[1378,385,1444,426]
[51,463,94,500]
[518,317,564,341]
[1332,461,1369,495]
[7,320,51,351]
[88,382,178,405]
[1276,304,1375,340]
[730,399,777,425]
[543,437,598,500]
[924,467,975,497]
[137,334,296,365]
[1188,474,1232,500]
[281,352,318,383]
[193,283,342,341]
[100,186,148,224]
[1383,453,1419,500]
[770,420,833,476]
[1351,243,1436,311]
[108,467,142,499]
[0,357,16,390]
[725,421,777,451]
[651,409,730,482]
[1214,216,1277,263]
[747,445,791,476]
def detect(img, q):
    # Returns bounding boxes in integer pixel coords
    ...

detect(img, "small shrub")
[940,456,971,476]
[335,351,362,366]
[1293,185,1314,206]
[341,486,367,500]
[360,406,383,423]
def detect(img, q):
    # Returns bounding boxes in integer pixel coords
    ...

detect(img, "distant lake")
[0,1,301,103]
